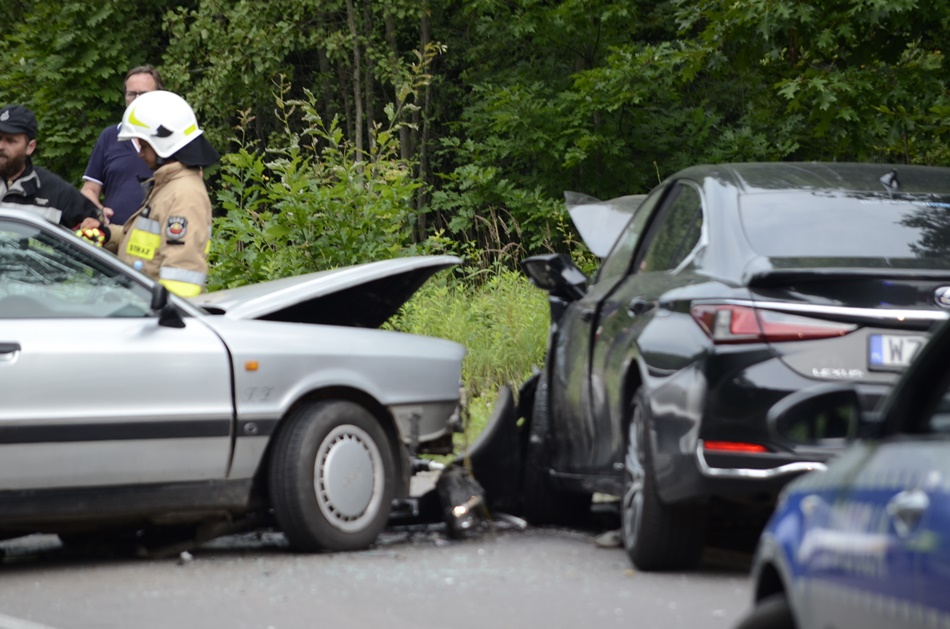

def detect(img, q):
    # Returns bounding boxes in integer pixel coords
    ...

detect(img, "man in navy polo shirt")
[81,65,163,226]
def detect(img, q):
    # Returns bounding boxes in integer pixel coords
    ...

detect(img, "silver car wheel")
[269,400,397,552]
[314,424,385,533]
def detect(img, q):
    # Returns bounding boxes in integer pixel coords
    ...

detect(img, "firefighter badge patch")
[166,216,188,240]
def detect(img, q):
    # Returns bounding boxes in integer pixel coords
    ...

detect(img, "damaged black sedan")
[475,162,950,571]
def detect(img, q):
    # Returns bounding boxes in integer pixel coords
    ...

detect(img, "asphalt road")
[0,510,753,629]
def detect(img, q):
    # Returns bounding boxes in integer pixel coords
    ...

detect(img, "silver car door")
[0,215,233,490]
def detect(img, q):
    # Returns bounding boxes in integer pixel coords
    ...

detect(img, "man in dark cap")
[0,104,105,232]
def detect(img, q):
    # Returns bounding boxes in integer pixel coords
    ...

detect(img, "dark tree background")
[3,0,949,274]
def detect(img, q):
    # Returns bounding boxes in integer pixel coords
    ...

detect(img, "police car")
[736,315,950,629]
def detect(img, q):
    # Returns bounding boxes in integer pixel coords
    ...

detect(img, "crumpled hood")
[190,255,461,328]
[564,192,646,258]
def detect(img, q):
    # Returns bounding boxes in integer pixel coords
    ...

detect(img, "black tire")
[621,389,706,570]
[521,373,591,526]
[734,594,796,629]
[268,400,397,552]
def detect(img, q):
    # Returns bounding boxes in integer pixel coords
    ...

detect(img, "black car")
[475,162,950,572]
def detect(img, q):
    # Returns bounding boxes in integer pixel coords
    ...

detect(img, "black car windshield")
[740,191,950,268]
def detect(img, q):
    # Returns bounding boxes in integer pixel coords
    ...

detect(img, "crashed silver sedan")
[0,208,465,554]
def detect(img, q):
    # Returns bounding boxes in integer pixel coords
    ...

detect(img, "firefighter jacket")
[116,161,211,297]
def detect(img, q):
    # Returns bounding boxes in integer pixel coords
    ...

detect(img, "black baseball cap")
[0,105,38,139]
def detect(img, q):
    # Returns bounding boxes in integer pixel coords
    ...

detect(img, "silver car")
[0,208,465,553]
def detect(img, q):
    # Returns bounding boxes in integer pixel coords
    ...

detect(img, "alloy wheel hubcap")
[314,424,384,532]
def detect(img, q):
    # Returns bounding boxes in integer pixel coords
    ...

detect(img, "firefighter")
[113,90,219,297]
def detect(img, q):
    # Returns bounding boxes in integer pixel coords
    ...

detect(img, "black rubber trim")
[237,418,278,437]
[0,479,254,522]
[0,420,232,444]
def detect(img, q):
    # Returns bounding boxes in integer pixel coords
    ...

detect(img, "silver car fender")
[201,317,465,480]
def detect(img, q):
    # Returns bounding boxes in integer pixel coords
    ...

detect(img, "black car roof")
[677,162,950,195]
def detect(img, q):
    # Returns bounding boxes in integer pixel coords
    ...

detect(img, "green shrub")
[388,269,550,441]
[208,91,422,290]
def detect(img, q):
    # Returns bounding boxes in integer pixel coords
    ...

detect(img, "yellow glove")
[75,227,106,247]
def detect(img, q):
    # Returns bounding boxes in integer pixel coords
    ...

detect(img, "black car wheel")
[268,400,396,552]
[734,594,796,629]
[621,389,706,570]
[521,373,591,526]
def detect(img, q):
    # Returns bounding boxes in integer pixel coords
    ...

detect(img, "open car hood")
[189,255,461,328]
[564,192,646,258]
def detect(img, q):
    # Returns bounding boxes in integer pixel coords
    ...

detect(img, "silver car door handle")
[886,488,929,536]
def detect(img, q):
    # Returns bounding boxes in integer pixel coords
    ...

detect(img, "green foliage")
[208,89,422,289]
[387,270,550,439]
[437,0,656,201]
[160,0,324,153]
[671,0,950,163]
[160,0,436,158]
[0,0,169,184]
[429,144,573,255]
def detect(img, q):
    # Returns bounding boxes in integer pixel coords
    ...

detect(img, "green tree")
[672,0,950,163]
[0,0,172,183]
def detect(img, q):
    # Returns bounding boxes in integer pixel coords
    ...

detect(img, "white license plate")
[869,334,928,370]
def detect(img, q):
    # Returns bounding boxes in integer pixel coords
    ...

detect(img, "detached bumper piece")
[436,465,486,539]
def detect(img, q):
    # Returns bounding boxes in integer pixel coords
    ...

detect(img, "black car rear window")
[740,191,950,266]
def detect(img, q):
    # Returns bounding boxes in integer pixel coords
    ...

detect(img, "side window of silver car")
[0,219,153,318]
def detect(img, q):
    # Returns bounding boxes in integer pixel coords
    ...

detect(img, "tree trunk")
[363,2,375,152]
[317,47,332,126]
[384,10,410,162]
[414,2,432,241]
[345,0,364,158]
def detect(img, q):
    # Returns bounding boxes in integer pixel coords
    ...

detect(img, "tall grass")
[389,269,550,442]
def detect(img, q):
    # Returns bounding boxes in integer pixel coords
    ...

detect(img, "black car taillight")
[703,440,769,453]
[690,304,857,344]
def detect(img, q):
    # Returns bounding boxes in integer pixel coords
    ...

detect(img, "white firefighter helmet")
[118,90,203,158]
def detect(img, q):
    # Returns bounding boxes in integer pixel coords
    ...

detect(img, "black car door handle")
[0,342,20,354]
[580,308,596,322]
[887,488,929,536]
[627,298,654,317]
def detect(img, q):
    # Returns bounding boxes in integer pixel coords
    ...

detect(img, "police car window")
[637,183,704,273]
[0,219,152,318]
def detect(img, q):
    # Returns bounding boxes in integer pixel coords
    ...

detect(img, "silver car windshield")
[0,219,153,318]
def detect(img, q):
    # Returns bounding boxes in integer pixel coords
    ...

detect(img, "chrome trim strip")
[694,298,949,323]
[695,440,827,479]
